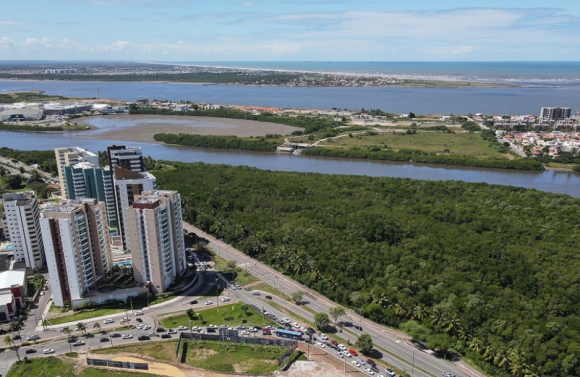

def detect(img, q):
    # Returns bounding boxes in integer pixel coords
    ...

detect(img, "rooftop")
[0,270,26,289]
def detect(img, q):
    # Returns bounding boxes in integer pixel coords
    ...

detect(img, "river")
[1,130,579,197]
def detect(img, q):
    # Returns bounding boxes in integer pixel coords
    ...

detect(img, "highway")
[184,223,473,377]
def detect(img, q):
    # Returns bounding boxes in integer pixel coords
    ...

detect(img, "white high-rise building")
[2,191,45,269]
[40,198,112,307]
[113,166,156,249]
[55,147,99,198]
[125,190,186,294]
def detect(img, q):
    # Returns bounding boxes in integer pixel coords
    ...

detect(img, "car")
[241,330,250,336]
[26,335,40,341]
[191,326,201,331]
[263,329,272,335]
[157,327,165,332]
[177,326,188,331]
[143,325,151,330]
[100,337,109,342]
[307,327,316,334]
[364,368,375,375]
[138,335,150,341]
[335,351,344,358]
[137,324,145,329]
[189,300,198,305]
[248,327,258,332]
[441,373,453,377]
[221,297,231,302]
[40,291,45,296]
[338,344,347,351]
[136,318,143,323]
[43,349,55,354]
[73,341,85,346]
[316,342,325,348]
[207,327,216,333]
[252,292,260,295]
[253,325,262,330]
[357,358,366,365]
[111,333,121,338]
[134,311,144,316]
[220,324,228,328]
[25,349,37,354]
[148,332,159,337]
[121,317,131,322]
[104,319,114,324]
[122,334,133,339]
[385,369,396,377]
[205,300,213,305]
[349,349,358,357]
[343,351,352,358]
[292,322,299,328]
[236,325,246,329]
[367,359,377,367]
[168,329,177,334]
[265,295,272,299]
[352,360,361,368]
[318,334,328,341]
[161,334,171,339]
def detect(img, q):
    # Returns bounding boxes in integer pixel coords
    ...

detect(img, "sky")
[1,0,580,61]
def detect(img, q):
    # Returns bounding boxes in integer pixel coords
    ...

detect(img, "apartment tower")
[40,198,112,307]
[2,191,45,269]
[125,190,186,294]
[55,147,99,198]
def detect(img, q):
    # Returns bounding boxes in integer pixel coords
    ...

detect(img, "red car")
[262,329,271,335]
[331,340,339,347]
[367,359,376,367]
[349,349,358,356]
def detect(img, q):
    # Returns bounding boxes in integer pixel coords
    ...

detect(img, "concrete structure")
[107,145,145,173]
[55,147,100,199]
[113,166,156,250]
[0,270,27,320]
[40,198,112,307]
[0,108,44,122]
[125,190,186,294]
[2,192,45,270]
[62,162,116,226]
[43,102,92,116]
[540,107,572,120]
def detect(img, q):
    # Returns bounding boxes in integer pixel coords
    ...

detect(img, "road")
[185,223,473,377]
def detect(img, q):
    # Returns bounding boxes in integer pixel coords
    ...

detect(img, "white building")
[2,191,45,270]
[55,147,100,199]
[40,198,112,307]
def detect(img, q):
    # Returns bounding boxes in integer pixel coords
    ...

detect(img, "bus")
[275,328,303,340]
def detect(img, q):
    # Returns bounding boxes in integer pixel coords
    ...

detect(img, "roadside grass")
[251,282,291,300]
[318,131,509,158]
[92,339,177,361]
[184,340,287,374]
[159,303,278,329]
[234,270,261,286]
[6,356,153,377]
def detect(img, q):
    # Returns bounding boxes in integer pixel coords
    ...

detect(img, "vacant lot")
[319,131,509,158]
[159,303,278,329]
[6,356,153,377]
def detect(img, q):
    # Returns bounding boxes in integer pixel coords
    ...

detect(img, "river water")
[1,129,578,197]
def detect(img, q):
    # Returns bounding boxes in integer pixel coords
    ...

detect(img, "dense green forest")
[153,133,278,152]
[153,162,580,377]
[0,149,58,198]
[0,148,58,174]
[303,146,544,171]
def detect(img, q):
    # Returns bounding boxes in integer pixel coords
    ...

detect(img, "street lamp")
[189,320,193,337]
[67,334,72,353]
[109,334,114,348]
[358,308,363,331]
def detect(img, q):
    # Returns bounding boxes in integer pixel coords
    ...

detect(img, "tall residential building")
[540,107,572,120]
[40,198,112,307]
[62,162,117,226]
[55,147,99,198]
[113,166,156,249]
[126,190,186,294]
[107,145,145,173]
[2,191,45,270]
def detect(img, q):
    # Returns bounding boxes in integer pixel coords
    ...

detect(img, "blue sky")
[1,0,579,61]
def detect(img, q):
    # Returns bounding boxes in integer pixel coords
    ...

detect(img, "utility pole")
[130,296,133,312]
[411,348,415,376]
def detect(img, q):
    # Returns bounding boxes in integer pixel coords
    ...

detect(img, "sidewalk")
[38,271,205,332]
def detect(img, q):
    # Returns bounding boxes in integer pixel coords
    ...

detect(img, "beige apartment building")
[125,190,186,294]
[40,198,112,307]
[55,147,100,198]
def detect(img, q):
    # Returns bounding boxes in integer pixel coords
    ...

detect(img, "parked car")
[43,349,55,354]
[385,369,396,377]
[263,329,272,335]
[25,349,37,354]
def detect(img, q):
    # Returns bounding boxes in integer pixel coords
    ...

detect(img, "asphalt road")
[184,223,468,377]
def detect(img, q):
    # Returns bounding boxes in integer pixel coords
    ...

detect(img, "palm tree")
[76,322,87,335]
[494,346,510,368]
[430,308,444,327]
[468,338,484,354]
[393,303,407,318]
[440,312,462,336]
[3,335,12,348]
[93,323,101,332]
[524,364,542,377]
[509,348,528,377]
[412,305,428,321]
[62,326,71,337]
[482,344,494,361]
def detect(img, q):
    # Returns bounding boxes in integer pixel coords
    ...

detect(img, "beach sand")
[77,114,301,144]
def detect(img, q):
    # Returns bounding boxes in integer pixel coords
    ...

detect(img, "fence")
[180,329,296,347]
[87,357,148,370]
[278,340,299,366]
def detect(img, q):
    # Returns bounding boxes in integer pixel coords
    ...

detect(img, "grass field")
[318,131,510,158]
[92,340,177,361]
[251,282,291,300]
[6,356,152,377]
[210,253,261,286]
[183,340,288,374]
[159,303,278,329]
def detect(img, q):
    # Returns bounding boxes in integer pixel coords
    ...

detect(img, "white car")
[364,368,375,375]
[386,369,396,377]
[191,326,201,331]
[338,344,347,351]
[248,327,258,332]
[177,326,188,331]
[121,317,131,322]
[292,322,299,328]
[221,297,231,302]
[205,300,213,305]
[168,329,177,334]
[43,349,55,354]
[143,325,151,330]
[335,351,344,358]
[134,311,144,316]
[358,358,366,365]
[40,291,45,296]
[316,342,325,348]
[343,351,352,358]
[27,335,40,341]
[122,334,133,339]
[241,330,250,336]
[148,332,159,337]
[319,334,328,341]
[104,319,114,324]
[352,360,361,368]
[73,341,85,346]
